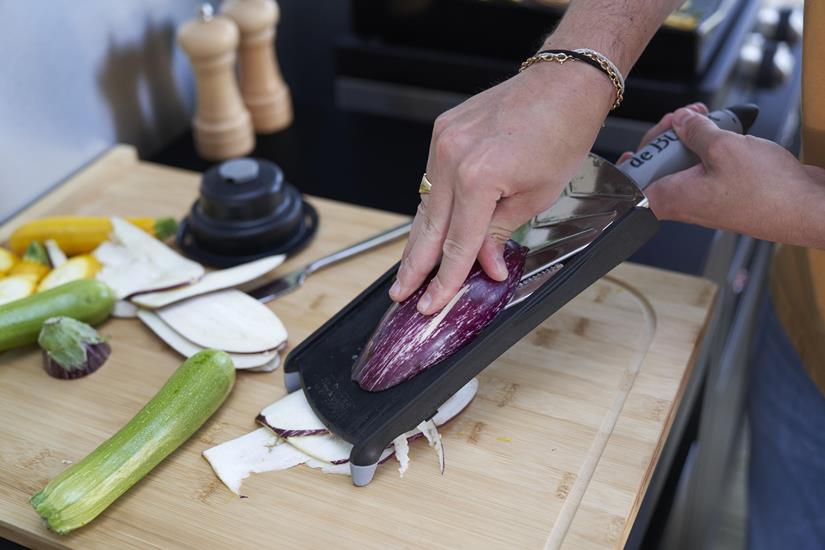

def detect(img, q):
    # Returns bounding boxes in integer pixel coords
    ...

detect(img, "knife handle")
[304,221,412,276]
[616,104,759,191]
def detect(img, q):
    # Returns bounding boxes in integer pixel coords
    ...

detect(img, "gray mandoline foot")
[350,463,378,487]
[284,371,301,393]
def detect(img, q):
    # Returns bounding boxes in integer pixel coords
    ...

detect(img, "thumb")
[671,107,724,162]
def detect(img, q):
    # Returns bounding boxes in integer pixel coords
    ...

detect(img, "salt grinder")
[222,0,293,133]
[177,4,255,160]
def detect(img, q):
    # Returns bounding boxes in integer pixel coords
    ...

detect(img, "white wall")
[0,0,202,221]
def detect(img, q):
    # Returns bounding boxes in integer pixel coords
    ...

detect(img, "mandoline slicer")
[282,105,758,486]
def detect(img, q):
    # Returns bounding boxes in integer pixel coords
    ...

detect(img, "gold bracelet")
[519,50,625,110]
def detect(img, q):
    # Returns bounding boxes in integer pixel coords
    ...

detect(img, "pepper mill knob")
[222,0,293,133]
[177,4,255,160]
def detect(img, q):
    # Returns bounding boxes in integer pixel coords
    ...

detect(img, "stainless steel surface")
[505,153,646,307]
[0,0,202,223]
[251,221,412,303]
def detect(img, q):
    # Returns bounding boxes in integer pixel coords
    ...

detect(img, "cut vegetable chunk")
[0,276,36,306]
[202,427,309,495]
[38,254,101,292]
[156,289,287,353]
[138,309,280,369]
[0,248,19,276]
[44,240,67,268]
[132,254,285,308]
[95,217,204,299]
[38,317,110,379]
[353,240,527,391]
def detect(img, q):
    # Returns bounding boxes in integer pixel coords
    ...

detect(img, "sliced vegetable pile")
[353,240,527,391]
[204,379,478,495]
[32,350,235,534]
[1,215,288,374]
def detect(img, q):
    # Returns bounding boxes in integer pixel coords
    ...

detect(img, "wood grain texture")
[0,146,716,549]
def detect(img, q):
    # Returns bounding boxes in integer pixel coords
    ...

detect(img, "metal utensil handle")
[304,221,412,276]
[617,104,759,190]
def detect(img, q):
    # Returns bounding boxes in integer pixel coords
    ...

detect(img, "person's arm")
[643,106,825,248]
[391,0,683,315]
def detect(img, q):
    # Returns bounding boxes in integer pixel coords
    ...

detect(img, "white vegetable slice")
[132,255,285,309]
[246,354,281,373]
[156,289,286,353]
[138,309,279,369]
[392,435,410,477]
[202,427,310,495]
[305,459,351,475]
[112,300,139,319]
[258,389,328,437]
[284,379,478,466]
[95,217,204,299]
[44,240,67,268]
[418,420,445,475]
[287,433,352,465]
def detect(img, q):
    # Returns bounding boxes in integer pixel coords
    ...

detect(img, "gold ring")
[419,173,432,195]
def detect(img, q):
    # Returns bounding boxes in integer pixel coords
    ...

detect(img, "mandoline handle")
[617,104,759,191]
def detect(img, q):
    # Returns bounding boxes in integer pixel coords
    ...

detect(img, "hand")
[628,105,825,248]
[391,62,616,314]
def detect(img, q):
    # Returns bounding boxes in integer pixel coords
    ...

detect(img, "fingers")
[638,113,674,149]
[671,106,725,162]
[645,163,708,221]
[636,103,709,149]
[391,179,455,302]
[476,194,535,280]
[617,151,634,164]
[417,185,499,315]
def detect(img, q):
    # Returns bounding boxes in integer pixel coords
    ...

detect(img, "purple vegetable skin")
[352,240,528,391]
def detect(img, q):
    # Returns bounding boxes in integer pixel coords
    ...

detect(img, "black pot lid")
[177,158,319,267]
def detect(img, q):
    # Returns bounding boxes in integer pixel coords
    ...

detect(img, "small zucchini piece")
[0,279,115,351]
[31,350,235,534]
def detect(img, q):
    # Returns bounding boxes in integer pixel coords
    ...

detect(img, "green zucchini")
[31,349,235,534]
[0,279,115,351]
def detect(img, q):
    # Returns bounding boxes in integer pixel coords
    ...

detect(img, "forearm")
[543,0,684,76]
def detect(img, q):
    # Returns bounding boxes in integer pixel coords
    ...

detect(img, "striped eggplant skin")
[352,240,528,391]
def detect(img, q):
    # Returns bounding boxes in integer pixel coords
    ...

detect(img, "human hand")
[627,105,825,248]
[391,63,616,315]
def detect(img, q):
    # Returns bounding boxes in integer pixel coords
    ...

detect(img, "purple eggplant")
[352,240,528,391]
[38,316,111,380]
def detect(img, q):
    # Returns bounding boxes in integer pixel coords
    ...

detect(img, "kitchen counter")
[0,146,715,549]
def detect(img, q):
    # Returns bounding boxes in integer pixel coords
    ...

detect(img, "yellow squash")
[38,254,101,292]
[0,276,36,306]
[8,216,178,255]
[0,248,19,276]
[9,242,50,284]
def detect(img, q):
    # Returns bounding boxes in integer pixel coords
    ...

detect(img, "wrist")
[519,52,617,114]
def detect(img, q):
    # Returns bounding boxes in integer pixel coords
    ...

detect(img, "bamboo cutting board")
[0,146,715,549]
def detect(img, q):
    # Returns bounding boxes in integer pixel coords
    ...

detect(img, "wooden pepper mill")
[222,0,293,133]
[177,4,255,161]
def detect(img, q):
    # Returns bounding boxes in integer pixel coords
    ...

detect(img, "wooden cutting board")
[0,146,715,549]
